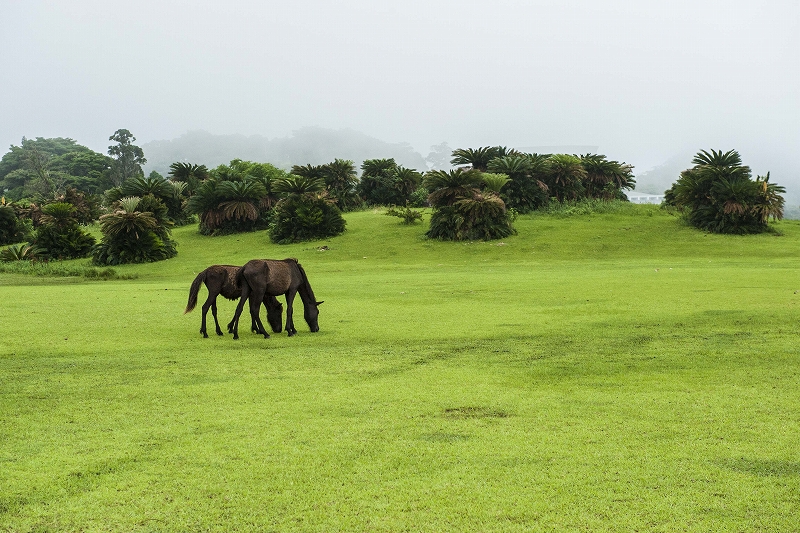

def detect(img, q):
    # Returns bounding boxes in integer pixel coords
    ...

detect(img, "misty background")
[2,1,798,202]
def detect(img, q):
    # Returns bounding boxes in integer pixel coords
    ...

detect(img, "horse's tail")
[184,269,207,314]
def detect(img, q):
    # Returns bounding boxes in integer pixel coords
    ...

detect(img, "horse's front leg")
[249,289,270,339]
[285,291,298,337]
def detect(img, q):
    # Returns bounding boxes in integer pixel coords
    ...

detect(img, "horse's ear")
[316,301,324,306]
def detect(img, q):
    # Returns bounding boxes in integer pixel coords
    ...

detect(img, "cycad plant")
[544,154,587,202]
[487,154,550,212]
[185,160,284,235]
[424,168,515,241]
[33,202,95,259]
[450,146,511,172]
[168,162,209,196]
[580,154,636,200]
[0,242,44,262]
[665,149,785,234]
[269,175,346,244]
[92,196,177,265]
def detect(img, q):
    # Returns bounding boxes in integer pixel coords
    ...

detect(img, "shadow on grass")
[717,458,800,477]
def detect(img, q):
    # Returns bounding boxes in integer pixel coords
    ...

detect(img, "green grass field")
[2,205,799,532]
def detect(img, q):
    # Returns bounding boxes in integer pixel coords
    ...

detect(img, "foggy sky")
[2,0,798,182]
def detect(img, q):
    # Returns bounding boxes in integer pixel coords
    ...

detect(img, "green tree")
[108,129,146,186]
[665,149,784,234]
[0,204,32,245]
[0,138,111,199]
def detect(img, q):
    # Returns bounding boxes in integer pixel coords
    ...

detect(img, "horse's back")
[205,264,241,300]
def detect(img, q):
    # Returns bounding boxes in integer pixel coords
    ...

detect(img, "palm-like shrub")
[544,154,587,202]
[423,168,485,207]
[487,154,550,212]
[480,173,510,193]
[34,202,95,259]
[358,159,423,207]
[92,196,177,265]
[185,160,285,235]
[665,149,784,234]
[424,168,515,241]
[187,178,269,235]
[450,146,511,172]
[580,154,635,200]
[168,162,208,196]
[0,242,43,262]
[269,175,346,244]
[217,179,266,222]
[321,159,361,210]
[114,173,190,225]
[359,158,398,206]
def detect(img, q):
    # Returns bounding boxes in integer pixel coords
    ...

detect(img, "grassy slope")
[1,206,799,532]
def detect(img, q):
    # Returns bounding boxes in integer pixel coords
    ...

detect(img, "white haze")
[1,1,798,195]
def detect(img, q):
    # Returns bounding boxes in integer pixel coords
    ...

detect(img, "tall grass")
[0,259,135,280]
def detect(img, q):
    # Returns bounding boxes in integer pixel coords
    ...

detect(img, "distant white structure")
[628,194,665,204]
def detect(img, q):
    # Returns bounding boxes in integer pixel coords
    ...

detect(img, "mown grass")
[1,204,799,532]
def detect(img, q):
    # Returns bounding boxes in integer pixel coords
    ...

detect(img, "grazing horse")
[184,264,283,338]
[230,258,322,339]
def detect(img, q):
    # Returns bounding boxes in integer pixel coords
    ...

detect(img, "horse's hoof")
[203,334,209,338]
[217,332,224,336]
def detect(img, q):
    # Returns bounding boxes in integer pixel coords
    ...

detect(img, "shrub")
[0,204,32,245]
[665,149,784,234]
[33,202,95,259]
[92,196,177,265]
[269,194,346,244]
[385,205,424,225]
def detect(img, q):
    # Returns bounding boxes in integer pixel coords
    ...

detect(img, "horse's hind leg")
[211,300,224,336]
[200,296,214,338]
[249,289,270,339]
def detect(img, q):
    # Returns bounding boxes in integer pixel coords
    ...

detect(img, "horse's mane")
[294,261,317,302]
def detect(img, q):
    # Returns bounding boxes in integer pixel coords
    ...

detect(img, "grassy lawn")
[2,205,799,531]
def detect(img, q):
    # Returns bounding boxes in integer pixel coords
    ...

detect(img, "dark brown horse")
[185,265,283,338]
[230,258,322,339]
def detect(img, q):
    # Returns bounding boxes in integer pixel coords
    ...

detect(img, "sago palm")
[423,168,484,207]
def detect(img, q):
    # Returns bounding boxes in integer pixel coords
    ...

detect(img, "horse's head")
[304,300,323,332]
[266,299,283,333]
